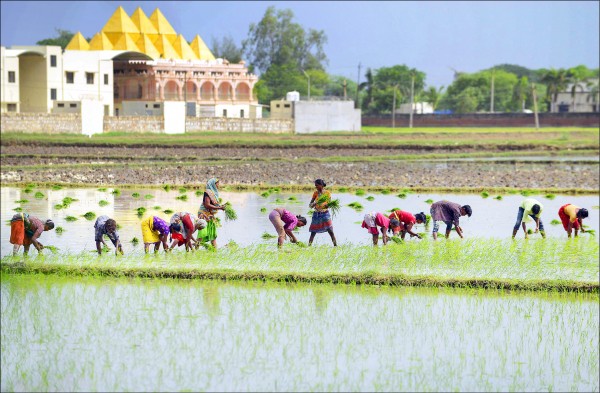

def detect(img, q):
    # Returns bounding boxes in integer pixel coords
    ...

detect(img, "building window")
[86,73,94,85]
[104,74,109,85]
[284,104,291,108]
[58,103,65,108]
[153,104,160,109]
[50,88,57,100]
[223,109,227,117]
[7,103,17,112]
[8,71,16,83]
[50,55,57,67]
[240,109,244,118]
[70,103,77,108]
[66,72,74,84]
[276,104,280,108]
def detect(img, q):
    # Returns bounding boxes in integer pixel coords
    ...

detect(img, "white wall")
[122,101,163,116]
[81,99,104,136]
[293,101,361,133]
[215,103,254,118]
[163,101,185,134]
[0,46,20,112]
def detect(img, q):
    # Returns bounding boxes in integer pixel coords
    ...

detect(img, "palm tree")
[567,69,585,112]
[587,80,600,112]
[424,86,444,111]
[358,68,374,111]
[540,68,570,112]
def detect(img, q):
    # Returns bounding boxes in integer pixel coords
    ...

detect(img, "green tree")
[423,86,444,111]
[369,65,425,114]
[359,68,375,113]
[324,75,357,99]
[454,87,480,113]
[211,35,243,63]
[512,76,530,112]
[540,68,570,112]
[242,7,327,74]
[36,29,76,49]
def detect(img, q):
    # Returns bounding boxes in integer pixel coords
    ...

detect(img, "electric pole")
[532,83,540,130]
[490,70,495,113]
[356,62,361,108]
[409,74,415,128]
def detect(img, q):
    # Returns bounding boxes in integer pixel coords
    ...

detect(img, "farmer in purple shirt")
[141,215,170,253]
[268,208,307,247]
[429,200,472,240]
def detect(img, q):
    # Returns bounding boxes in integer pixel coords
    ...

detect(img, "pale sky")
[1,1,598,88]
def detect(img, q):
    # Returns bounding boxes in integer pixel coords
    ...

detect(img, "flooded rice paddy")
[1,274,598,392]
[1,186,598,256]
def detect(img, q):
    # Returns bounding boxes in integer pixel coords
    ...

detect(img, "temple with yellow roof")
[1,6,259,118]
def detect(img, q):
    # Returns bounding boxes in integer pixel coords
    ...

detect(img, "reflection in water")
[312,287,331,316]
[202,286,221,318]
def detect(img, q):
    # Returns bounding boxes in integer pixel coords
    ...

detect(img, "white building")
[553,79,599,113]
[396,102,434,114]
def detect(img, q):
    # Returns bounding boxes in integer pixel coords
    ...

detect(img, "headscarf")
[363,212,377,228]
[205,178,220,205]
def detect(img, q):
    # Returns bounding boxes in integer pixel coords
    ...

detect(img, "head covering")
[205,178,220,204]
[363,212,377,228]
[462,205,472,217]
[196,218,207,229]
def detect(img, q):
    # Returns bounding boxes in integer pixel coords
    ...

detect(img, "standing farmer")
[429,200,472,240]
[197,178,225,249]
[268,208,307,247]
[558,204,589,238]
[10,213,54,255]
[94,215,123,255]
[308,179,337,247]
[361,211,390,246]
[512,198,546,239]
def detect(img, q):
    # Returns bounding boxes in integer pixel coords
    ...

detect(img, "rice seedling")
[62,197,78,206]
[43,245,59,253]
[545,194,556,200]
[163,185,172,192]
[388,207,401,212]
[13,207,22,212]
[54,204,64,210]
[98,200,109,207]
[163,209,174,214]
[144,194,154,199]
[389,236,403,244]
[131,237,139,245]
[527,228,534,235]
[425,199,434,204]
[551,219,561,225]
[347,201,363,211]
[15,199,29,204]
[295,241,307,247]
[223,202,238,221]
[132,192,140,198]
[261,232,276,239]
[288,196,298,201]
[136,207,146,216]
[260,207,267,213]
[55,226,65,234]
[520,190,532,196]
[592,205,599,209]
[153,206,162,210]
[397,193,407,199]
[111,189,121,196]
[355,189,365,196]
[274,198,285,204]
[481,191,489,198]
[315,194,341,217]
[65,216,78,222]
[195,190,203,196]
[495,195,503,200]
[22,188,33,194]
[34,192,44,199]
[179,187,188,194]
[338,187,348,192]
[175,195,188,201]
[260,191,271,198]
[51,184,62,190]
[366,196,375,201]
[116,223,122,229]
[97,187,107,192]
[583,229,596,236]
[380,189,391,195]
[82,212,96,220]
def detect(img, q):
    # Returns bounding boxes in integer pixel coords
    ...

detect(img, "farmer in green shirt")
[512,198,546,239]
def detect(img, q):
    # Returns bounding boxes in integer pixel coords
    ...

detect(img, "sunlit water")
[1,186,598,256]
[1,275,597,392]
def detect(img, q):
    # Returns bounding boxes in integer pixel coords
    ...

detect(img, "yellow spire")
[136,34,161,59]
[101,6,140,44]
[149,8,176,35]
[65,32,90,50]
[172,35,199,60]
[88,32,114,50]
[131,7,158,34]
[153,34,180,59]
[190,35,215,61]
[113,33,141,52]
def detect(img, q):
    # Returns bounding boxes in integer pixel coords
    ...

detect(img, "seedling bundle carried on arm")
[315,193,341,217]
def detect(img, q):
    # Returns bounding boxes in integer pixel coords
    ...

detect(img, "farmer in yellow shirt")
[512,198,545,239]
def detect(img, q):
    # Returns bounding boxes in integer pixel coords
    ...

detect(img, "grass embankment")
[2,238,598,293]
[1,129,598,149]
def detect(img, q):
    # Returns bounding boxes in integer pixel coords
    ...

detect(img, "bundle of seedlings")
[316,193,341,217]
[223,202,238,221]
